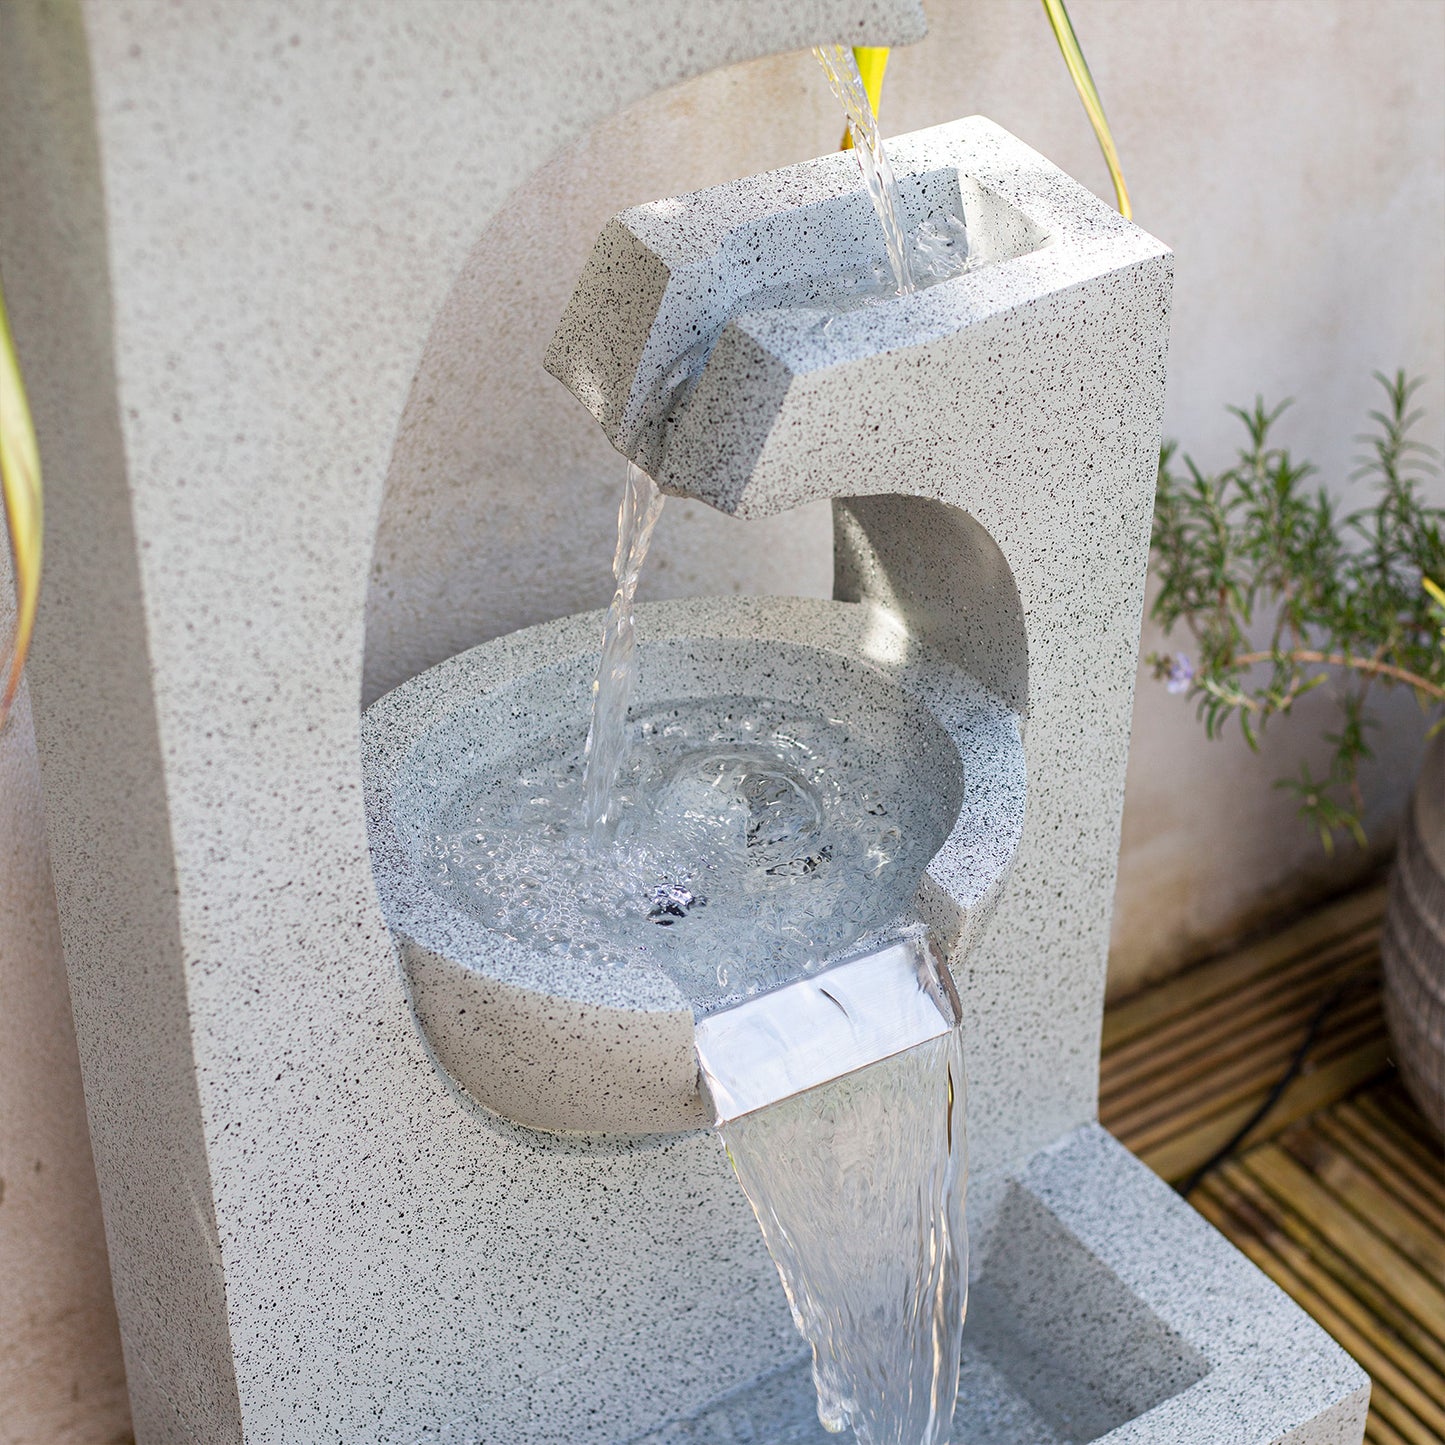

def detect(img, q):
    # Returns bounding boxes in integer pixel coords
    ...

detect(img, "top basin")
[545,115,1167,519]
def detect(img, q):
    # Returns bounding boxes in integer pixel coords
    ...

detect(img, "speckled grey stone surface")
[1,0,1366,1439]
[362,595,1024,1131]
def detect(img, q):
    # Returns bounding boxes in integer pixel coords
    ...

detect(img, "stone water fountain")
[1,2,1367,1441]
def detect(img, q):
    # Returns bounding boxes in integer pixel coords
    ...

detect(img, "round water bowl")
[362,595,1025,1134]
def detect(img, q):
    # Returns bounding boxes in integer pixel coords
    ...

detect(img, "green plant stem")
[1231,648,1444,700]
[1040,0,1131,218]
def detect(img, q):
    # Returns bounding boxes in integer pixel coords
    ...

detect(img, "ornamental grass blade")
[1040,0,1132,219]
[0,273,42,728]
[1426,577,1445,674]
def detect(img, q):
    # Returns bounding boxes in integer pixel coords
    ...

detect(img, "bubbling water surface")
[430,693,955,1011]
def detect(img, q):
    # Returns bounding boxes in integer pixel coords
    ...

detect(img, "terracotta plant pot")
[1382,729,1445,1138]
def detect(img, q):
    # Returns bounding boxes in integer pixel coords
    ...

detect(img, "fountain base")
[632,1126,1367,1445]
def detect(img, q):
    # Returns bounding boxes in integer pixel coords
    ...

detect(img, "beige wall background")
[3,1,1442,1436]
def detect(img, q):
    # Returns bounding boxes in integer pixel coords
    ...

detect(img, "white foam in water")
[430,694,953,1012]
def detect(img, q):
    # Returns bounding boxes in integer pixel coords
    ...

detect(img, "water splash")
[721,1028,968,1444]
[813,45,917,297]
[432,694,955,1013]
[582,460,665,840]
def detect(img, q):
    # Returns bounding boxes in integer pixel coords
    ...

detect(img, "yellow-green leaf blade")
[1040,0,1132,219]
[0,272,43,725]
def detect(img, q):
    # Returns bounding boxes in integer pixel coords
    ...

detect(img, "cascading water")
[434,50,976,1443]
[721,1027,967,1445]
[812,45,918,297]
[576,41,968,853]
[582,460,666,841]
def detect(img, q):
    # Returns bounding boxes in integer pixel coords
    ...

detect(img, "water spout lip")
[548,116,1169,522]
[694,931,958,1124]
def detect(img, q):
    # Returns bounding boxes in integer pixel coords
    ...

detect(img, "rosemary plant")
[1149,371,1445,851]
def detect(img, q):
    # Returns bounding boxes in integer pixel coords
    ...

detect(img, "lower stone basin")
[627,1126,1368,1445]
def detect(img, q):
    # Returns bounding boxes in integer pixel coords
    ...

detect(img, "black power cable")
[1177,970,1375,1200]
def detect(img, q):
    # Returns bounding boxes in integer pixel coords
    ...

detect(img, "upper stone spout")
[546,116,1170,519]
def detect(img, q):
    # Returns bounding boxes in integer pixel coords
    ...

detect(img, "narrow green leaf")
[1039,0,1131,218]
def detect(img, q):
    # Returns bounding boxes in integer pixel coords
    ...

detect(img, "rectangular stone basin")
[628,1126,1368,1444]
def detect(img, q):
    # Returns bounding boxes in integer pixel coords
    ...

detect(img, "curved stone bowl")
[361,595,1025,1134]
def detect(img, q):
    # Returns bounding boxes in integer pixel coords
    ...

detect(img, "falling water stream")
[582,461,666,840]
[721,1028,967,1445]
[440,48,972,1444]
[812,45,918,297]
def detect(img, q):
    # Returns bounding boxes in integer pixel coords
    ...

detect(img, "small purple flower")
[1166,653,1195,695]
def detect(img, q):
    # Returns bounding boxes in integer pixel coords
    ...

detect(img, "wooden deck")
[1100,885,1445,1444]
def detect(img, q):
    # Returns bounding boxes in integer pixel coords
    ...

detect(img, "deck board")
[1194,1169,1445,1443]
[1100,883,1445,1439]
